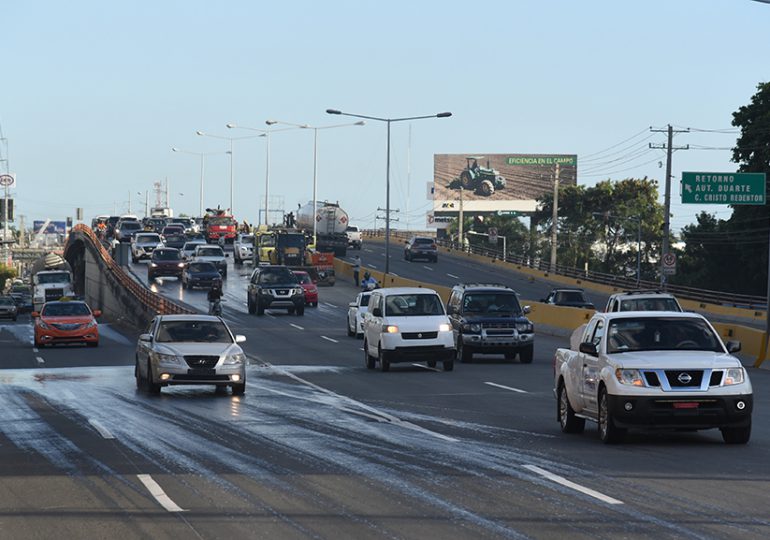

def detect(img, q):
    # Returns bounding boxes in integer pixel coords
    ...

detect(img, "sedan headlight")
[85,320,97,328]
[615,368,645,387]
[438,323,451,332]
[223,353,245,365]
[38,321,51,330]
[154,352,182,365]
[723,367,745,386]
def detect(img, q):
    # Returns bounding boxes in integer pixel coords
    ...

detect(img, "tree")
[0,264,16,290]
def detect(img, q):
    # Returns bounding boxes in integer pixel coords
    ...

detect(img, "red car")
[33,300,101,348]
[292,271,318,307]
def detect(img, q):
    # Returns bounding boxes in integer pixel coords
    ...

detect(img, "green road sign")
[681,172,766,205]
[496,210,518,216]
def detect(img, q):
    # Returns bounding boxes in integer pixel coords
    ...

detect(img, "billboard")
[433,154,577,214]
[33,221,67,234]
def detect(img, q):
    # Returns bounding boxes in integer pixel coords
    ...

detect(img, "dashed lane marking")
[523,465,624,506]
[88,419,115,439]
[412,363,441,372]
[323,302,338,308]
[423,265,434,271]
[32,347,39,353]
[290,323,304,330]
[447,273,460,279]
[321,336,339,343]
[485,381,528,394]
[36,356,45,365]
[137,474,187,512]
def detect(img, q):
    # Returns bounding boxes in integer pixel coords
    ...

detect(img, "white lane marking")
[323,302,338,308]
[447,273,460,279]
[422,265,434,271]
[523,465,624,506]
[88,419,115,439]
[137,474,187,512]
[485,381,528,394]
[32,347,39,353]
[364,248,373,252]
[412,363,441,372]
[321,335,338,343]
[289,323,304,330]
[36,356,45,365]
[359,347,365,351]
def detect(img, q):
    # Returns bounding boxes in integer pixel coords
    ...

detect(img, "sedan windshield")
[153,250,181,261]
[607,317,723,353]
[156,320,232,343]
[555,291,587,303]
[188,262,217,273]
[198,248,224,257]
[385,294,444,316]
[43,303,90,317]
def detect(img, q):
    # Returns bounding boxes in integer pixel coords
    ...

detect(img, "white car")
[192,245,228,278]
[347,291,372,338]
[233,233,255,264]
[135,314,247,395]
[131,233,163,262]
[362,287,455,372]
[181,240,207,260]
[554,311,752,444]
[604,290,683,312]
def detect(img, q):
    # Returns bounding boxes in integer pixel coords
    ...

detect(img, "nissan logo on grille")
[677,372,693,384]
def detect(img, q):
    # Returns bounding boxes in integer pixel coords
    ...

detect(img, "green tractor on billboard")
[458,156,506,196]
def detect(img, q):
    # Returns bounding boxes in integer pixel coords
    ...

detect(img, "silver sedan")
[135,315,247,395]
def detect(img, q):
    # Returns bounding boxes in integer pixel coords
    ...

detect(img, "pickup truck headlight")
[462,323,482,333]
[293,287,304,296]
[516,322,533,333]
[154,352,182,365]
[723,367,745,386]
[615,368,645,387]
[223,353,245,365]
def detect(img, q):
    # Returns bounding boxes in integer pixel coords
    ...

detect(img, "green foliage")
[447,215,530,256]
[0,264,17,287]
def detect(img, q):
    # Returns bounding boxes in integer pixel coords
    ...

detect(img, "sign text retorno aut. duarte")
[681,172,766,205]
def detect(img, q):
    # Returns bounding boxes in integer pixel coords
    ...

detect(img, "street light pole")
[326,109,452,275]
[172,147,228,217]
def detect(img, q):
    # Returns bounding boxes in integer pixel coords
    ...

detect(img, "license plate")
[188,368,216,376]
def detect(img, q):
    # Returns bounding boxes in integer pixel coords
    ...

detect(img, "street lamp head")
[266,120,277,126]
[437,112,453,118]
[171,147,180,152]
[226,123,237,129]
[196,130,205,136]
[326,109,342,115]
[355,120,366,126]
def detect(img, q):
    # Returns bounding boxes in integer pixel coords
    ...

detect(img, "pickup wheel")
[598,388,625,444]
[558,382,585,434]
[721,422,751,444]
[519,345,534,364]
[457,340,473,363]
[363,340,376,370]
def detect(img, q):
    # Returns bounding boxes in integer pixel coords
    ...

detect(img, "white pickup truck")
[346,226,362,250]
[553,311,752,444]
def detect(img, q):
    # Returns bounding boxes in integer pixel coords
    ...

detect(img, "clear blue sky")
[2,0,768,232]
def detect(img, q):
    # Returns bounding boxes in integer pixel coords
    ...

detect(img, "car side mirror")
[579,342,598,356]
[725,340,741,353]
[31,311,39,318]
[235,334,246,343]
[139,333,153,343]
[372,307,382,317]
[92,309,102,318]
[522,305,531,315]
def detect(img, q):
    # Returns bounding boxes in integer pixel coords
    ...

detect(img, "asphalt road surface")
[0,249,769,539]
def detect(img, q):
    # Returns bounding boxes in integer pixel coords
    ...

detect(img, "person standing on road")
[352,255,361,286]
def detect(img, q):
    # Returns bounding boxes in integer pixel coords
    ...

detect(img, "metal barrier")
[363,229,766,310]
[67,225,195,316]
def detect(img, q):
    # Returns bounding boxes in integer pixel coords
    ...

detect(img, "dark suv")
[247,265,305,316]
[148,248,185,280]
[404,236,438,262]
[446,283,534,363]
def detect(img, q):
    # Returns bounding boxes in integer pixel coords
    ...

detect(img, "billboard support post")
[550,163,560,273]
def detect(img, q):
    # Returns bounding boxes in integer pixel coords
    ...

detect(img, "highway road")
[1,249,769,538]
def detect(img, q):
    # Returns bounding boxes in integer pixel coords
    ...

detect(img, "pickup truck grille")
[184,355,219,368]
[481,322,515,329]
[402,332,438,340]
[664,370,704,388]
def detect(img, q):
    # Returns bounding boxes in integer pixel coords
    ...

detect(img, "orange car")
[33,300,102,348]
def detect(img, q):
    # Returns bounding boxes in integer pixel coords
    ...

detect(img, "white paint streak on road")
[137,474,187,512]
[523,465,624,506]
[36,357,45,365]
[88,418,115,439]
[485,382,527,394]
[412,363,441,372]
[447,273,460,279]
[32,348,39,353]
[422,265,434,271]
[323,302,337,308]
[321,336,338,343]
[289,323,304,331]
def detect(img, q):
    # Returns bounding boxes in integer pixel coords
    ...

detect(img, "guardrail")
[363,229,767,310]
[68,225,195,316]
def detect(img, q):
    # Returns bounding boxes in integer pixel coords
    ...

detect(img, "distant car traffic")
[181,240,207,260]
[115,220,143,242]
[292,270,318,307]
[233,233,254,264]
[134,314,247,395]
[347,291,372,338]
[346,226,362,249]
[131,233,163,263]
[404,236,438,262]
[0,295,18,321]
[604,290,683,312]
[247,265,305,316]
[192,245,228,278]
[148,248,185,281]
[32,300,101,348]
[163,232,188,250]
[363,287,455,371]
[182,261,221,290]
[541,288,595,309]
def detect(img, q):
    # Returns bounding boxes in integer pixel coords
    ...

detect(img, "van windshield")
[385,294,444,316]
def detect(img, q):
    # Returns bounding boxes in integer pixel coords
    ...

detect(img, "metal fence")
[363,229,766,310]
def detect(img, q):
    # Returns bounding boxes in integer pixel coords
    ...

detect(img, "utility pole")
[550,163,560,273]
[458,186,464,250]
[650,125,689,289]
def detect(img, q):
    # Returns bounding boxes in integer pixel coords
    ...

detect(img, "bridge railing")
[362,229,766,310]
[69,224,195,316]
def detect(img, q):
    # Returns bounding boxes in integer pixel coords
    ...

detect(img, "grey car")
[135,315,247,395]
[0,296,18,321]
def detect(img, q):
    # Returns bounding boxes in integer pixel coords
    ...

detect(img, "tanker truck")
[295,201,349,257]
